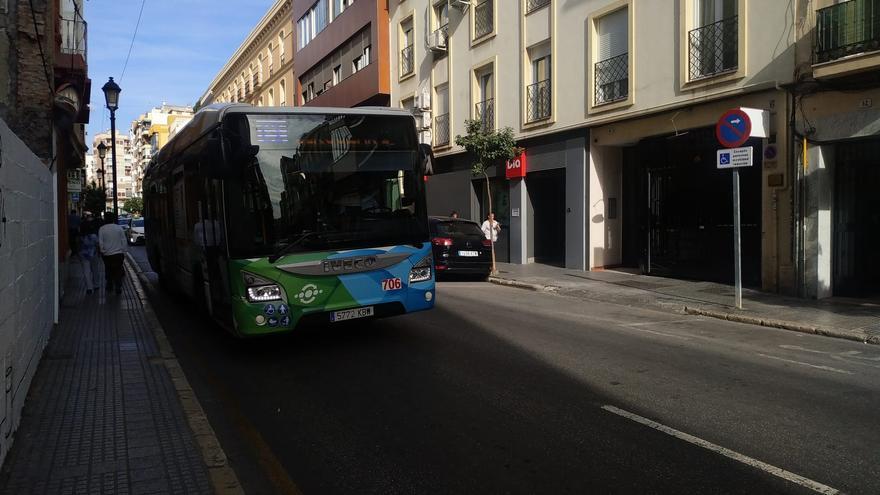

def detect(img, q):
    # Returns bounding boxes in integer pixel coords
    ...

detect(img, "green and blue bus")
[143,104,435,336]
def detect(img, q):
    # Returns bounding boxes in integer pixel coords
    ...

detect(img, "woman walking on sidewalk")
[78,224,101,294]
[98,211,128,295]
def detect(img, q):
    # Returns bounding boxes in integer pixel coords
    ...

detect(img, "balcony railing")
[474,0,493,39]
[400,45,414,76]
[60,16,87,58]
[816,0,880,63]
[526,0,550,14]
[475,98,495,131]
[688,15,738,80]
[594,53,628,105]
[526,79,551,122]
[434,113,450,146]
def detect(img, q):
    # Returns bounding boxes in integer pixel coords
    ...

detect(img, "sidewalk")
[0,257,235,494]
[490,263,880,345]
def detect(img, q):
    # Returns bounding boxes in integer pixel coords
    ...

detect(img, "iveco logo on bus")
[322,255,378,273]
[506,150,527,179]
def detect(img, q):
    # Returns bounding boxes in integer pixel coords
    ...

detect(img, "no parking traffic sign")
[716,109,752,148]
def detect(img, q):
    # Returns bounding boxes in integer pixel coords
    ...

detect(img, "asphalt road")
[129,246,880,494]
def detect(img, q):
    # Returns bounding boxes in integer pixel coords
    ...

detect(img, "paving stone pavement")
[0,258,213,495]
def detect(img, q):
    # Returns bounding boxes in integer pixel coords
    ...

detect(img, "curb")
[683,306,879,345]
[488,276,558,293]
[125,253,245,495]
[490,275,878,346]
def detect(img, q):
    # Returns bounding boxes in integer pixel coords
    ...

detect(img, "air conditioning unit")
[418,110,432,130]
[427,29,447,52]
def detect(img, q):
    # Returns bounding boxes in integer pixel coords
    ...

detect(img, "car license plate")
[330,306,374,322]
[458,250,479,257]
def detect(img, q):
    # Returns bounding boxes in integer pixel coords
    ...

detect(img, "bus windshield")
[224,113,429,258]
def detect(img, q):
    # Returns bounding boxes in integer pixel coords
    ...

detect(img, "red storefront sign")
[506,151,527,179]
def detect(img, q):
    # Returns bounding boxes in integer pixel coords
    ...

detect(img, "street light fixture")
[101,77,122,216]
[96,141,107,190]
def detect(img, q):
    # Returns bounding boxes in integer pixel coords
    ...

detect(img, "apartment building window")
[268,45,275,76]
[279,31,286,64]
[258,56,264,84]
[816,0,880,63]
[434,84,450,146]
[432,1,450,49]
[333,0,353,19]
[688,0,737,80]
[353,45,370,73]
[280,79,287,105]
[268,88,275,106]
[333,65,341,85]
[324,80,332,92]
[474,0,494,39]
[258,96,264,106]
[527,52,551,122]
[400,21,415,77]
[526,0,550,14]
[298,0,329,50]
[594,7,628,105]
[474,66,494,131]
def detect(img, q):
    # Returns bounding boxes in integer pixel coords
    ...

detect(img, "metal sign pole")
[733,168,742,309]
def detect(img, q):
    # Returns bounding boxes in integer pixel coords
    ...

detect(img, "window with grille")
[688,0,737,80]
[594,7,628,105]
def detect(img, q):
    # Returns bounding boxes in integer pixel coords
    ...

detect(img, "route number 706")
[381,278,402,291]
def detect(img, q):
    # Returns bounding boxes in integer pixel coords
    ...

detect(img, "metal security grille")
[526,0,550,14]
[475,0,493,39]
[475,99,494,131]
[400,45,414,76]
[688,16,738,80]
[434,113,450,146]
[59,17,87,56]
[594,53,628,105]
[526,80,551,122]
[816,0,880,63]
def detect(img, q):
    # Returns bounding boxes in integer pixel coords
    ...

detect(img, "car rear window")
[434,221,483,237]
[131,219,145,227]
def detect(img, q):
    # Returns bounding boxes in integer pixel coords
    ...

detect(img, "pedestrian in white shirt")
[98,212,128,295]
[481,212,501,243]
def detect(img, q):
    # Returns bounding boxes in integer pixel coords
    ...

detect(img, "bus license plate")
[330,306,374,322]
[458,250,479,257]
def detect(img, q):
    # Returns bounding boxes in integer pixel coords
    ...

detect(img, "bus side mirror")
[419,143,435,176]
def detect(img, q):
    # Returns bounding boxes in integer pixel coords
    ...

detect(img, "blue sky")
[85,0,275,143]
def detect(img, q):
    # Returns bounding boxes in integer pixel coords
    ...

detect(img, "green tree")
[454,120,522,274]
[123,197,144,216]
[83,185,107,216]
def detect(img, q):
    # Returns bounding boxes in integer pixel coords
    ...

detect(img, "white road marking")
[757,353,853,375]
[620,318,700,327]
[601,405,841,495]
[617,325,693,340]
[778,345,880,369]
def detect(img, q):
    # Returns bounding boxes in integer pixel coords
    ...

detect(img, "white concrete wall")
[589,144,622,269]
[0,118,56,466]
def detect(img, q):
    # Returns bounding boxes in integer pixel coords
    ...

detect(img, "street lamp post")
[96,141,107,190]
[102,77,121,216]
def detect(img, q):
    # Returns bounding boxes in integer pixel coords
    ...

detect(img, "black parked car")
[429,216,492,279]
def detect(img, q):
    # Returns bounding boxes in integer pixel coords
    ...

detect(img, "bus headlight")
[409,256,432,283]
[247,285,282,302]
[242,271,283,302]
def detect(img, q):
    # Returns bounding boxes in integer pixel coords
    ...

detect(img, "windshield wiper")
[268,231,326,263]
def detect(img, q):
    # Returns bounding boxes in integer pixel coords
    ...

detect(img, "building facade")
[793,0,880,298]
[391,0,800,294]
[0,0,90,466]
[92,132,134,212]
[200,0,294,108]
[295,0,390,107]
[130,104,194,197]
